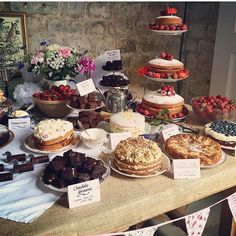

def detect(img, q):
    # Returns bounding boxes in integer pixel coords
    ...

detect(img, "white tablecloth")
[0,129,102,223]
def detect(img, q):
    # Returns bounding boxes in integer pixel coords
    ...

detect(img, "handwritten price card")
[67,179,101,209]
[8,117,31,134]
[173,159,200,179]
[161,124,181,142]
[105,49,121,61]
[76,78,96,96]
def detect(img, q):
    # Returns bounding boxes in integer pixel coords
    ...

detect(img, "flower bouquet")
[21,41,95,81]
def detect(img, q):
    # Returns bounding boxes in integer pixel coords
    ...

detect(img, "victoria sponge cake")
[114,137,163,176]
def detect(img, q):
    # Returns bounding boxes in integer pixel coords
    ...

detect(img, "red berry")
[160,73,166,78]
[154,73,161,78]
[164,26,170,30]
[161,52,167,59]
[167,53,174,60]
[172,73,178,79]
[181,24,187,30]
[159,25,164,30]
[143,110,150,116]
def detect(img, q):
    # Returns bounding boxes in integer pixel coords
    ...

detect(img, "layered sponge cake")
[110,111,145,137]
[34,119,74,150]
[114,137,163,176]
[149,7,187,31]
[137,86,186,119]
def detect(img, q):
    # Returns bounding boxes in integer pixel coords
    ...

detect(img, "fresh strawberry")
[159,25,164,30]
[167,53,174,60]
[161,52,167,59]
[181,24,187,30]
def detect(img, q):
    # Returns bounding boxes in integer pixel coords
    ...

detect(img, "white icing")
[34,119,73,141]
[149,58,183,68]
[156,16,181,19]
[143,90,184,105]
[205,122,236,142]
[110,112,145,137]
[110,112,145,128]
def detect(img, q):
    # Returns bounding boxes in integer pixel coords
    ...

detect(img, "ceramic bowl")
[80,128,107,149]
[33,97,71,118]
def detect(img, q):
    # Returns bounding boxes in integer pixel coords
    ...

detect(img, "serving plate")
[24,131,80,154]
[108,152,170,178]
[40,159,110,193]
[150,29,188,35]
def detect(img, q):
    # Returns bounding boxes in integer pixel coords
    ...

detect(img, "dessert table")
[0,85,236,236]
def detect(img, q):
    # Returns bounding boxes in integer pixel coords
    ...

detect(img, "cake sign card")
[161,124,181,142]
[105,49,121,61]
[8,118,31,134]
[110,132,132,150]
[67,179,101,209]
[173,159,200,179]
[76,78,96,96]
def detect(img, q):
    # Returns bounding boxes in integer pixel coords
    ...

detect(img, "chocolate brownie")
[100,74,129,87]
[102,60,123,71]
[42,150,107,189]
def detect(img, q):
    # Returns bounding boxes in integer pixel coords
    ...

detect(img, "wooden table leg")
[219,187,236,236]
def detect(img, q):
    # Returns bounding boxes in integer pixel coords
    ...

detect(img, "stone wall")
[0,2,219,102]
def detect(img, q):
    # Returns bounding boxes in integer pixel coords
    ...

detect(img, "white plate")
[220,144,235,151]
[108,153,170,178]
[24,131,80,154]
[66,102,104,112]
[150,29,188,35]
[163,146,226,169]
[144,74,189,83]
[40,159,110,193]
[97,121,152,134]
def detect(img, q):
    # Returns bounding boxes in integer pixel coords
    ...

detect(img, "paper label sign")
[67,179,101,209]
[104,49,121,61]
[110,132,132,150]
[8,117,31,133]
[161,124,181,142]
[173,159,200,179]
[76,78,96,96]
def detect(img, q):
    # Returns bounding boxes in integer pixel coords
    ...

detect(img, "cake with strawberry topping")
[137,86,186,119]
[141,52,189,80]
[149,7,187,31]
[33,119,74,150]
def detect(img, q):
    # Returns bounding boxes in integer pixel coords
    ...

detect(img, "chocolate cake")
[42,149,108,188]
[100,74,129,87]
[102,60,123,71]
[0,125,10,146]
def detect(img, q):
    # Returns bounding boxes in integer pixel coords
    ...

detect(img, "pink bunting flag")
[227,192,236,221]
[185,207,210,236]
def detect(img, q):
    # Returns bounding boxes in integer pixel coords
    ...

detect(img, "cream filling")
[34,119,73,141]
[205,123,236,142]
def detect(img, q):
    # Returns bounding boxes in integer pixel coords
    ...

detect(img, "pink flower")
[58,47,71,58]
[31,52,44,64]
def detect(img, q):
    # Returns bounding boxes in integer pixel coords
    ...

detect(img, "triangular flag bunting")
[185,207,210,236]
[227,192,236,221]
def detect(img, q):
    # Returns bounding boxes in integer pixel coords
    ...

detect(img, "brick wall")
[0,2,219,102]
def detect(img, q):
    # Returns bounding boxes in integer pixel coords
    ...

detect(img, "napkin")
[0,129,102,223]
